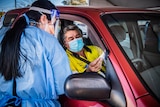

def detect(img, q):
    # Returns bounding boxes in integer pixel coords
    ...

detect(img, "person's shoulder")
[26,26,56,39]
[25,26,41,35]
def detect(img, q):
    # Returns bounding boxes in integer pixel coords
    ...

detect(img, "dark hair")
[0,0,57,80]
[30,0,57,21]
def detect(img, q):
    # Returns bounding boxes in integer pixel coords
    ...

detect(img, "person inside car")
[62,24,106,75]
[0,0,71,106]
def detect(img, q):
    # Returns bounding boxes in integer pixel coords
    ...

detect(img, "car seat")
[140,22,160,68]
[141,23,160,98]
[110,25,134,59]
[110,25,145,71]
[144,22,159,53]
[153,24,160,52]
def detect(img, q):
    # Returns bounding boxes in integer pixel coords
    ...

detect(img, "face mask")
[68,38,84,52]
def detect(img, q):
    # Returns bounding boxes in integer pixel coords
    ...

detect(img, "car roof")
[57,5,159,14]
[5,6,159,17]
[6,7,29,15]
[4,7,29,27]
[3,6,159,28]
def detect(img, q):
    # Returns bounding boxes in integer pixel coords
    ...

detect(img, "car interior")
[139,21,160,100]
[105,13,160,100]
[57,18,126,107]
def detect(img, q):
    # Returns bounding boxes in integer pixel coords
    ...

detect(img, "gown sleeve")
[44,34,72,95]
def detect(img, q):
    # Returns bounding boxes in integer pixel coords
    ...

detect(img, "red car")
[1,6,160,107]
[58,6,160,107]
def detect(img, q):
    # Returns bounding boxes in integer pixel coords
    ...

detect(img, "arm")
[46,36,72,95]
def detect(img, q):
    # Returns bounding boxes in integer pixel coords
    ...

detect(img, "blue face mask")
[68,38,84,52]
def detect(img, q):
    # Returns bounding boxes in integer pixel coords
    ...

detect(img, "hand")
[86,57,103,72]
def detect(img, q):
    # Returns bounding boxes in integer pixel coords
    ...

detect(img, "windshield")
[102,13,160,100]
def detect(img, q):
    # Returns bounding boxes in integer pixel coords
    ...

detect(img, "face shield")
[50,9,61,37]
[29,7,61,35]
[50,9,60,24]
[54,19,61,38]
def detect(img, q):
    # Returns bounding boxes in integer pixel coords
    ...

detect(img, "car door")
[58,13,126,107]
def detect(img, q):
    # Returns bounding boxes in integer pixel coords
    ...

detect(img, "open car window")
[58,14,107,51]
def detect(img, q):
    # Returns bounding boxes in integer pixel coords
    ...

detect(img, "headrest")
[145,22,159,53]
[110,25,126,42]
[153,24,160,33]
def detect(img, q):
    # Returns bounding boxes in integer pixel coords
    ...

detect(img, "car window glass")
[102,13,160,100]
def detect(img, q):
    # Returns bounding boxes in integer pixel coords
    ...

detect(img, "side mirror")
[64,72,111,101]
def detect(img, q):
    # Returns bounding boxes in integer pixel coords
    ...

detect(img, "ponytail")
[0,16,27,80]
[0,0,57,81]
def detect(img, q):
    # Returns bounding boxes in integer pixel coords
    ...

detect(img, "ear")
[39,14,48,24]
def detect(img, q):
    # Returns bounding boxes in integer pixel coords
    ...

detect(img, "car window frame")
[59,14,106,50]
[59,13,127,106]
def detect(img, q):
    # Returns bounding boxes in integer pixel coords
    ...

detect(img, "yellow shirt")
[66,45,106,73]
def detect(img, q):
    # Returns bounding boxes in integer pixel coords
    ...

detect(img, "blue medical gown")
[0,26,72,107]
